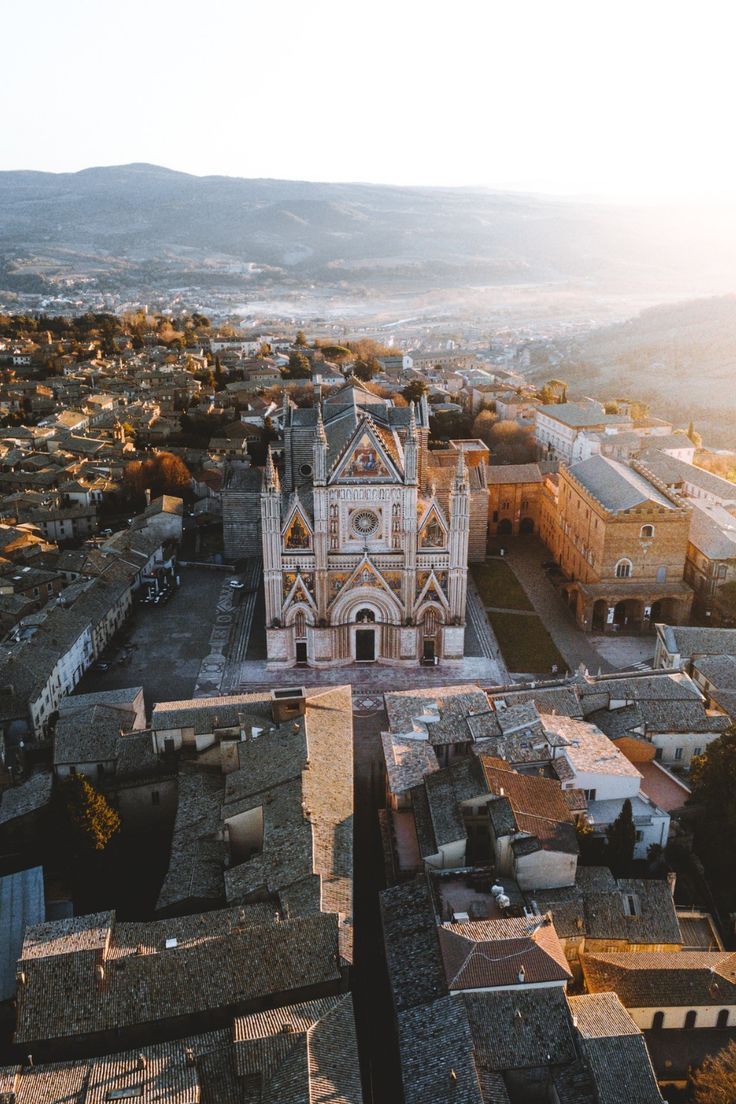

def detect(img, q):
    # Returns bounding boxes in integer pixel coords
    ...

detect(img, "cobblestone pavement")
[589,634,655,669]
[227,655,502,693]
[500,539,616,675]
[193,560,262,697]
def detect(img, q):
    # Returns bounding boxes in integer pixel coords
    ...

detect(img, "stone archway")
[592,599,607,632]
[330,585,404,664]
[613,598,644,631]
[520,516,535,535]
[497,518,513,536]
[650,597,681,625]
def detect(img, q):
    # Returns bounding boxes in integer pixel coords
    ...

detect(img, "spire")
[313,404,328,485]
[316,404,327,444]
[282,389,290,425]
[454,446,468,490]
[265,446,280,491]
[404,402,418,485]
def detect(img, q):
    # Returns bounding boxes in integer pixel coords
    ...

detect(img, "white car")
[229,579,245,589]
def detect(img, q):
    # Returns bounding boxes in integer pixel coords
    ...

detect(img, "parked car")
[229,579,245,589]
[94,661,111,672]
[100,528,113,537]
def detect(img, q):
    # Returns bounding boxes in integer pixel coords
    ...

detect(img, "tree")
[295,330,307,347]
[690,1039,736,1103]
[353,357,380,382]
[55,775,121,853]
[606,798,636,873]
[687,419,703,448]
[124,452,191,500]
[402,379,429,404]
[488,420,536,464]
[282,352,312,380]
[472,409,498,446]
[690,726,736,891]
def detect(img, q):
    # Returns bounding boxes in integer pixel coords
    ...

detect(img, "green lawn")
[471,559,533,611]
[488,611,567,674]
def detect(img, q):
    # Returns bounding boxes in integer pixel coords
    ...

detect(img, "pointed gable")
[331,418,400,483]
[418,503,448,549]
[283,502,313,549]
[329,555,402,609]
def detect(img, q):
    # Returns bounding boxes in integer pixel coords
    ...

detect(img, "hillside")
[529,295,736,447]
[2,164,736,312]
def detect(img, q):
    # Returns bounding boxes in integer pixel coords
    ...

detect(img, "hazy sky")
[3,0,734,198]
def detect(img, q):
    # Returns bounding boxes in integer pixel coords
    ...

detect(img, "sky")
[3,0,735,199]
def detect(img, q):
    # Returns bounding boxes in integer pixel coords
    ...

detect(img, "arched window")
[717,1009,729,1028]
[684,1010,697,1029]
[615,559,633,579]
[652,1011,665,1030]
[294,610,306,639]
[640,524,654,539]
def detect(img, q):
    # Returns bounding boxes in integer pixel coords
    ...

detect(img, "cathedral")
[261,379,471,667]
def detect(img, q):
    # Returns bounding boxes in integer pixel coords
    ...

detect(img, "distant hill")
[2,164,736,306]
[528,295,736,447]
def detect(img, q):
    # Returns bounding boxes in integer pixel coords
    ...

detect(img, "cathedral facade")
[261,380,470,667]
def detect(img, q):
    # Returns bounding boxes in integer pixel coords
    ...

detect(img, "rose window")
[352,510,380,537]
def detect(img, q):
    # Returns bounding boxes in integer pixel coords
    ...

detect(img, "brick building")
[541,455,693,632]
[486,462,544,537]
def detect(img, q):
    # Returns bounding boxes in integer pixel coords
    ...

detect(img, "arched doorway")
[614,599,643,631]
[650,597,680,625]
[420,606,443,663]
[592,599,607,632]
[520,516,534,535]
[497,518,513,536]
[355,607,376,661]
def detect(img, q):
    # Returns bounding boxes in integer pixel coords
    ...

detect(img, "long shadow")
[352,711,404,1104]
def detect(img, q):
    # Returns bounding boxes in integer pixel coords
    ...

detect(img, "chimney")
[137,1054,147,1070]
[281,1022,295,1034]
[270,686,306,723]
[184,1047,195,1067]
[145,487,151,507]
[518,965,526,984]
[667,871,677,897]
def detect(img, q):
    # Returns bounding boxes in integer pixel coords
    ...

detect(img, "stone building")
[261,380,470,667]
[541,455,693,632]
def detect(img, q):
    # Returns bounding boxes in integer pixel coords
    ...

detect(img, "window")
[656,566,667,583]
[582,788,597,801]
[640,524,654,539]
[623,893,640,916]
[674,747,683,761]
[684,1010,697,1029]
[615,559,632,579]
[107,1090,143,1101]
[652,1011,665,1030]
[694,747,702,757]
[717,1009,729,1028]
[635,830,643,842]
